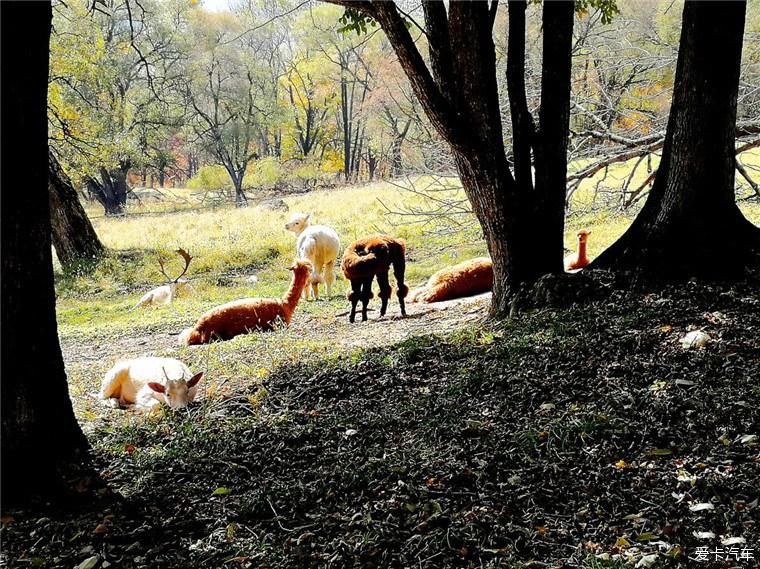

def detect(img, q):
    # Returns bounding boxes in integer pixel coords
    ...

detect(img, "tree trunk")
[86,163,129,215]
[234,175,247,208]
[1,0,92,504]
[390,138,403,177]
[594,0,760,276]
[341,75,351,181]
[49,150,104,271]
[531,0,575,276]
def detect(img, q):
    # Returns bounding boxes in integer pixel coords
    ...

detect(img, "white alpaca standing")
[100,357,203,410]
[284,212,340,300]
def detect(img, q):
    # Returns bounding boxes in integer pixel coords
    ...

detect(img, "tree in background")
[49,150,105,271]
[594,0,760,276]
[180,10,281,206]
[2,0,93,503]
[282,50,335,158]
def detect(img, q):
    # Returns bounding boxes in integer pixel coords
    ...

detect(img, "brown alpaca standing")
[180,260,312,345]
[341,236,409,323]
[564,229,592,271]
[410,257,493,303]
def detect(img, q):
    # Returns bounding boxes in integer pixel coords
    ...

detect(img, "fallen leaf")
[738,434,757,445]
[721,536,746,546]
[212,487,231,496]
[647,448,673,456]
[76,556,99,569]
[680,330,711,349]
[689,503,714,512]
[636,553,658,568]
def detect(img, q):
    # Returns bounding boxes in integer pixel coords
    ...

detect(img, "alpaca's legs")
[360,278,373,322]
[392,257,408,317]
[376,271,392,317]
[324,263,335,299]
[348,280,362,323]
[311,280,319,300]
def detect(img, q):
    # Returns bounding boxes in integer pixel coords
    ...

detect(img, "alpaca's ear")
[305,213,311,221]
[148,382,166,393]
[187,372,203,388]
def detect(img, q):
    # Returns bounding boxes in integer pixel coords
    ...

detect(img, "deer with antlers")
[132,248,195,310]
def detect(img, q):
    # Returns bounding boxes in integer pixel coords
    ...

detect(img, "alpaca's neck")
[283,272,309,310]
[577,241,588,262]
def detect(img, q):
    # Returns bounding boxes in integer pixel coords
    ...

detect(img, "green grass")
[58,171,760,339]
[57,172,760,425]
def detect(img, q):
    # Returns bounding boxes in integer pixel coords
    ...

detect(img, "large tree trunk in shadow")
[328,1,574,316]
[1,0,93,505]
[594,0,760,277]
[49,150,104,271]
[86,161,130,216]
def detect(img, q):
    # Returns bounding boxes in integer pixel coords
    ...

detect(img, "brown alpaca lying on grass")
[410,257,493,303]
[180,260,312,345]
[341,235,409,323]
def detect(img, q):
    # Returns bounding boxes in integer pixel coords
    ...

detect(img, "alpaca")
[100,357,203,410]
[564,229,592,272]
[180,260,312,345]
[410,257,493,303]
[285,212,340,300]
[341,236,408,323]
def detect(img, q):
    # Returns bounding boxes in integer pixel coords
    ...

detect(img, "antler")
[158,248,194,283]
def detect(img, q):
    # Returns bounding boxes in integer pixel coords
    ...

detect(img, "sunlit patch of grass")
[59,174,760,428]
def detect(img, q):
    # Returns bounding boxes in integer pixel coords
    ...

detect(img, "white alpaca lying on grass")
[100,357,203,410]
[285,212,340,300]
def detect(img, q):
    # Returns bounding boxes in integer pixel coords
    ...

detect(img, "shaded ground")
[2,275,759,568]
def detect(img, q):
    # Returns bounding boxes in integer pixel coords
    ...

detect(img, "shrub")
[187,165,233,191]
[243,157,285,189]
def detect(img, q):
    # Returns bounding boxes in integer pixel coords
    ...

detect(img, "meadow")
[5,166,757,568]
[57,162,760,423]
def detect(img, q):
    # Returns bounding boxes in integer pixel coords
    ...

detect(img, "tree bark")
[49,150,104,271]
[1,0,92,504]
[593,0,760,276]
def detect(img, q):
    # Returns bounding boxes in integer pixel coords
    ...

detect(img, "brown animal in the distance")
[180,260,312,344]
[341,236,409,323]
[564,229,592,272]
[410,257,493,303]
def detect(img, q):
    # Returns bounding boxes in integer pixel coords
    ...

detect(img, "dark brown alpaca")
[340,236,409,323]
